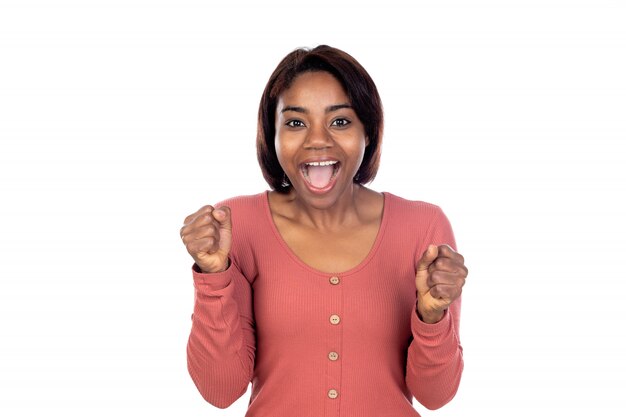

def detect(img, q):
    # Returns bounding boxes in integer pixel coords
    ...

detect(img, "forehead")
[278,71,349,107]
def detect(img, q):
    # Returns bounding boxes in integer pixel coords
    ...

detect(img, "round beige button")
[328,351,339,361]
[329,276,340,285]
[329,314,340,325]
[328,389,339,399]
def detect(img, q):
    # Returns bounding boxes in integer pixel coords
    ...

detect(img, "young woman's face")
[274,71,368,206]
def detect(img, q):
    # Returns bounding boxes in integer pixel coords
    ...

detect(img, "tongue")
[308,165,334,188]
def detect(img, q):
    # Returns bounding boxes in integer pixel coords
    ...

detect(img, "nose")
[303,123,333,150]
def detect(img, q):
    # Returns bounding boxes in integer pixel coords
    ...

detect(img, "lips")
[299,160,341,192]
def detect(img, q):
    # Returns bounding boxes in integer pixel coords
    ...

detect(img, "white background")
[1,0,625,415]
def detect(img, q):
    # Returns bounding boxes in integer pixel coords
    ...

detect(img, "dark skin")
[267,185,383,274]
[415,244,468,323]
[180,71,468,323]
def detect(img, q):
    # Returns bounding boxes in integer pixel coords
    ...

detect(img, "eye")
[331,118,351,128]
[286,119,306,128]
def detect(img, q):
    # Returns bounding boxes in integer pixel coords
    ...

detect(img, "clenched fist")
[180,205,232,273]
[415,244,468,324]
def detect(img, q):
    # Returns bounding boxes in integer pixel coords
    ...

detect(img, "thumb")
[415,244,438,296]
[416,244,438,272]
[212,206,232,231]
[212,206,233,255]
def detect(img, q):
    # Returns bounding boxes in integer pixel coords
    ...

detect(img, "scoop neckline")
[262,189,390,277]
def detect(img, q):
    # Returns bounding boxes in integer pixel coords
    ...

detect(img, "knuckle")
[187,241,199,254]
[426,275,436,287]
[186,205,214,224]
[430,285,443,299]
[184,214,198,225]
[182,231,193,245]
[203,224,218,238]
[194,240,211,255]
[439,287,452,299]
[207,236,220,249]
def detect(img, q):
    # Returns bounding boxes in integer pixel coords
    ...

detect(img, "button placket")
[325,275,342,415]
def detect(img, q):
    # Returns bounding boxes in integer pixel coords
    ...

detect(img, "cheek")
[347,136,367,163]
[274,130,285,157]
[273,135,281,158]
[354,149,366,170]
[274,134,296,168]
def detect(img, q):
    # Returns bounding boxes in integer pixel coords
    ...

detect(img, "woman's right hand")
[180,205,232,273]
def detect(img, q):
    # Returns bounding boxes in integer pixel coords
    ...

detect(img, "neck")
[287,183,365,231]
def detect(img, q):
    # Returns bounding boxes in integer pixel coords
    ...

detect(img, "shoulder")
[384,191,445,224]
[214,191,266,214]
[213,191,268,230]
[384,192,457,253]
[212,192,268,266]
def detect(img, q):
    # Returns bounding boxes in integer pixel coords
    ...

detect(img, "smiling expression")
[274,71,369,203]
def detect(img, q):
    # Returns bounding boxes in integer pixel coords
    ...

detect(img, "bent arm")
[187,260,256,409]
[406,206,464,409]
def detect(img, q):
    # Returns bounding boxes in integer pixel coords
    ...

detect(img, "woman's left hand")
[415,244,468,324]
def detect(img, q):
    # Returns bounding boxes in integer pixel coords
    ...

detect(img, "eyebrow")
[280,103,352,114]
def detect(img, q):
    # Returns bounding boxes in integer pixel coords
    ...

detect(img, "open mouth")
[300,160,341,190]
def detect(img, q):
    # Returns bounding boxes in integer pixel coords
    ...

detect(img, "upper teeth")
[305,161,338,166]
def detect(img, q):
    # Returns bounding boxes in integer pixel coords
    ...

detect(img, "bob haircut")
[256,45,384,193]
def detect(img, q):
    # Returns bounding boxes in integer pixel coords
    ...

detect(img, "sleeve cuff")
[191,261,236,292]
[411,302,452,337]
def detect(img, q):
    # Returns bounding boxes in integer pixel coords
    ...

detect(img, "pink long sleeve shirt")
[187,191,463,416]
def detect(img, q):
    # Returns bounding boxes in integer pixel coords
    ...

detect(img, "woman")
[180,45,468,416]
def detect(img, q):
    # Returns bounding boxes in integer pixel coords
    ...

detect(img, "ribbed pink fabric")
[187,191,463,417]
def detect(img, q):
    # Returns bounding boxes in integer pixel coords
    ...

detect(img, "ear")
[365,136,370,147]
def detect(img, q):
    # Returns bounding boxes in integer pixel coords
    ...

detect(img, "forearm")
[405,298,463,410]
[187,263,255,409]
